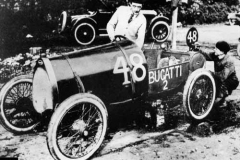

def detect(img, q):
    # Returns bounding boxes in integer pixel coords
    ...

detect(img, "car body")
[30,35,216,159]
[227,12,240,26]
[32,39,207,115]
[58,0,170,45]
[0,28,216,159]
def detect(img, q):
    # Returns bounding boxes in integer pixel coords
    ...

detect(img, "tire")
[183,69,216,121]
[47,93,108,160]
[74,23,96,45]
[58,11,67,34]
[151,21,170,42]
[0,75,40,134]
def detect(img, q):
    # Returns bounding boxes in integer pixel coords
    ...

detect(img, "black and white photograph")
[0,0,240,159]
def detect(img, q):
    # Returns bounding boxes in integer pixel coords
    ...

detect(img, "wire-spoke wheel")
[47,93,108,160]
[74,23,96,45]
[151,21,170,42]
[183,69,216,121]
[0,75,40,134]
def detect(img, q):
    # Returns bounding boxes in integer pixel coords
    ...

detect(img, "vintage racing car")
[0,28,216,159]
[58,0,170,45]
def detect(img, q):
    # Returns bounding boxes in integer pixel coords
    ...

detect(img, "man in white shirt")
[107,0,147,48]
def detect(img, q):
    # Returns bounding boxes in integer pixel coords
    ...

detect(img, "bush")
[176,1,238,25]
[0,49,60,84]
[216,0,239,6]
[0,52,35,83]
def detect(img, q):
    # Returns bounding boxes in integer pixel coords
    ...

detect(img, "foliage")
[214,0,239,6]
[0,52,38,84]
[177,1,238,25]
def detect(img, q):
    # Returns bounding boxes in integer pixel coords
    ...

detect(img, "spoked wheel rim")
[151,22,169,42]
[188,75,215,119]
[1,81,40,131]
[55,100,106,159]
[74,23,95,45]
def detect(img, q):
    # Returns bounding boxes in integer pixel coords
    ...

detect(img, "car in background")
[227,12,240,26]
[57,0,170,45]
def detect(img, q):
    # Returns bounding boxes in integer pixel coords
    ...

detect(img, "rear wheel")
[74,23,96,45]
[183,69,216,121]
[47,93,108,160]
[151,21,170,42]
[0,75,40,134]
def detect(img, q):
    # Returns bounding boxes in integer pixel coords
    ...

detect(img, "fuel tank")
[32,40,148,113]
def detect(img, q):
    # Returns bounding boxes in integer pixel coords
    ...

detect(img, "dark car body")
[58,0,170,45]
[30,34,216,160]
[0,24,217,160]
[32,39,205,114]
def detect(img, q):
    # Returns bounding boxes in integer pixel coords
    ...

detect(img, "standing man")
[107,0,146,48]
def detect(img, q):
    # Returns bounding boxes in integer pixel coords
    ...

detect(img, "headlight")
[33,67,53,113]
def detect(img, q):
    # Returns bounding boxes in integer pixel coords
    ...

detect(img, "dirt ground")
[1,23,240,160]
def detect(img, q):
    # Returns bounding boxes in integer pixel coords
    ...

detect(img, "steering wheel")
[114,35,127,42]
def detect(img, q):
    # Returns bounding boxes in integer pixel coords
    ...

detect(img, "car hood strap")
[115,42,136,94]
[59,53,85,93]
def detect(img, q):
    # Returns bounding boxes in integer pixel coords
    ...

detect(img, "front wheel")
[74,23,96,45]
[0,75,40,134]
[47,93,108,160]
[183,69,216,121]
[151,21,170,42]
